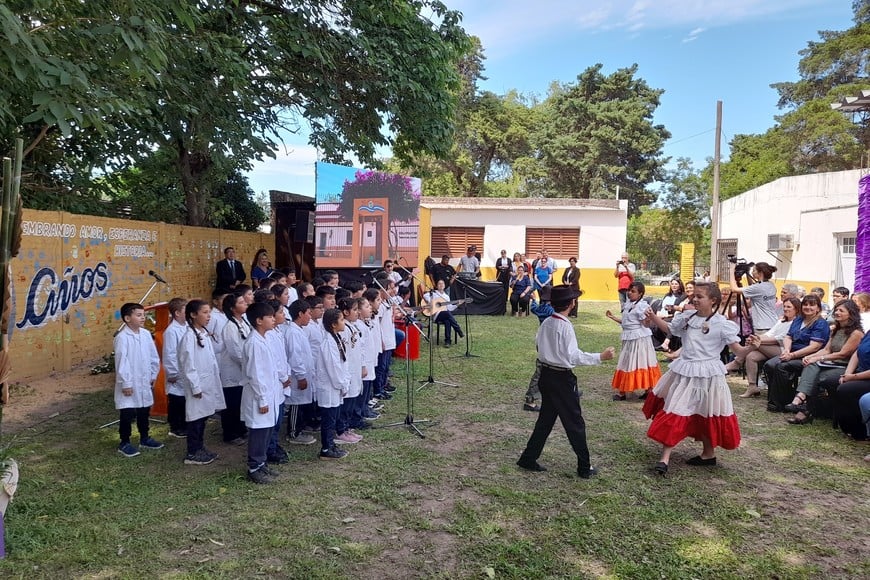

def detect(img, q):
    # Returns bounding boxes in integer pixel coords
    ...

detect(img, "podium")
[394,320,421,360]
[145,302,170,417]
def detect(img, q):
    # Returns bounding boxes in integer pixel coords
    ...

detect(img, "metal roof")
[831,89,870,112]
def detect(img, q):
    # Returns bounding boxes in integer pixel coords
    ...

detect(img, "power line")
[667,128,716,146]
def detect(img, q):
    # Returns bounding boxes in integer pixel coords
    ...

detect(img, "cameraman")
[613,252,636,308]
[728,261,778,333]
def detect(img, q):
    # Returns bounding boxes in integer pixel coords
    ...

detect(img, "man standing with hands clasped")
[517,285,615,479]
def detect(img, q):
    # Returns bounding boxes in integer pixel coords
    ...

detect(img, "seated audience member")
[810,287,829,318]
[776,283,801,316]
[654,278,685,351]
[786,299,863,425]
[852,292,870,332]
[833,330,870,440]
[509,265,533,317]
[763,294,830,412]
[727,298,800,398]
[827,286,850,322]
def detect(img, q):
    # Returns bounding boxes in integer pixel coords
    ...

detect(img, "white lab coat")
[315,333,349,408]
[241,331,281,428]
[161,320,188,397]
[285,322,314,405]
[177,327,226,421]
[113,325,160,409]
[219,317,251,387]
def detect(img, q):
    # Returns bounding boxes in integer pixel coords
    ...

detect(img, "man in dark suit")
[216,246,246,292]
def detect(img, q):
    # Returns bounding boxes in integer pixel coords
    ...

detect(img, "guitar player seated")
[421,279,465,347]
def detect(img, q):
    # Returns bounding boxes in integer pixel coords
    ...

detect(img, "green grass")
[2,301,868,579]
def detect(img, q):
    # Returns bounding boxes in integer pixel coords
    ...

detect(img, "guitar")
[416,298,473,317]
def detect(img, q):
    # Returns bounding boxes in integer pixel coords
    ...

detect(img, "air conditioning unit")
[767,233,794,251]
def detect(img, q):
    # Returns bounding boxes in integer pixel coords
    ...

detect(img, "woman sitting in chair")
[510,265,533,317]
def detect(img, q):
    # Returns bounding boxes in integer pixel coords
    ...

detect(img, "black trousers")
[167,393,187,434]
[221,385,247,441]
[764,357,803,410]
[119,406,150,444]
[187,417,206,455]
[247,426,273,472]
[519,367,590,470]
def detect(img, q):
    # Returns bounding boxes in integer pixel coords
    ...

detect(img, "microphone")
[148,270,168,284]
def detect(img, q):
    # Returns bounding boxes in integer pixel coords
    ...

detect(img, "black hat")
[550,284,580,304]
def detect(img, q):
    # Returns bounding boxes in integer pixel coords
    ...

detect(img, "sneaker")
[516,459,546,472]
[319,447,348,460]
[247,467,271,484]
[260,464,280,477]
[184,449,215,465]
[353,422,373,430]
[267,451,290,464]
[118,442,140,458]
[287,433,317,445]
[346,431,363,442]
[758,376,768,389]
[370,403,385,412]
[335,432,360,444]
[140,437,164,450]
[203,449,220,461]
[577,466,599,479]
[365,412,381,420]
[368,398,379,407]
[385,384,397,393]
[168,430,187,439]
[376,392,393,400]
[523,402,541,412]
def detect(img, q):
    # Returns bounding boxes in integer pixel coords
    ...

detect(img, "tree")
[713,0,870,196]
[536,64,671,216]
[650,158,711,265]
[1,2,470,226]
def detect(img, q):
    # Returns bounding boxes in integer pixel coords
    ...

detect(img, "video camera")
[727,255,755,283]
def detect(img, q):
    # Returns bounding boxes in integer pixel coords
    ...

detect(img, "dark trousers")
[343,394,363,429]
[119,406,150,444]
[510,292,530,314]
[764,357,803,410]
[221,385,246,441]
[375,350,394,395]
[247,426,272,472]
[519,368,590,470]
[834,380,870,439]
[267,402,285,457]
[287,403,309,437]
[434,311,463,343]
[167,393,187,434]
[186,417,206,455]
[319,405,340,451]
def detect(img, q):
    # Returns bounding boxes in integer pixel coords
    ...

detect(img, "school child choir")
[112,271,399,484]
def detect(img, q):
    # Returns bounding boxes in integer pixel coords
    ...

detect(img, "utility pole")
[710,101,722,282]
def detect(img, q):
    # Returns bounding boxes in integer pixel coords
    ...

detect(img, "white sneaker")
[758,377,768,389]
[287,433,317,445]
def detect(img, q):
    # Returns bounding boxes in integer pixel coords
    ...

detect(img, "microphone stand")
[451,275,486,359]
[402,269,458,392]
[371,276,432,438]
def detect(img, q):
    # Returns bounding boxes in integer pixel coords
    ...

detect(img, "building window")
[717,239,737,282]
[431,227,484,258]
[346,230,353,245]
[841,236,856,255]
[524,228,580,259]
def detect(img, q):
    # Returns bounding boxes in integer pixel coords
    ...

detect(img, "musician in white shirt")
[422,279,465,347]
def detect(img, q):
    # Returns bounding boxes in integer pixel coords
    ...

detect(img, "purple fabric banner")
[857,175,870,293]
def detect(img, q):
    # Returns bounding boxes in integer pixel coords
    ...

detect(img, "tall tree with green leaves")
[714,0,870,199]
[536,64,671,216]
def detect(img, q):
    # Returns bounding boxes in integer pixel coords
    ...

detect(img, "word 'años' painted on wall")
[16,263,110,330]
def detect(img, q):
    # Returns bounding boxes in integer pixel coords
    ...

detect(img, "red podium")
[146,302,170,417]
[394,320,421,360]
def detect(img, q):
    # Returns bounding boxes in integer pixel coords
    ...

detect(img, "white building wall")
[429,203,628,270]
[720,169,860,286]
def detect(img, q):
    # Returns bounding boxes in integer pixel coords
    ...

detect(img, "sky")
[245,0,856,198]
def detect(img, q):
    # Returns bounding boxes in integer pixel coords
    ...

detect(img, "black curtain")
[449,279,506,315]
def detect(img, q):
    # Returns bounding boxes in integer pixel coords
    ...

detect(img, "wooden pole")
[711,101,722,282]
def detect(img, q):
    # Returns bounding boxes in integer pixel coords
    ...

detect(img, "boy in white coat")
[114,303,163,457]
[242,302,280,484]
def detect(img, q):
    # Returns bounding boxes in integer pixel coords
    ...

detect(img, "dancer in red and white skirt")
[605,282,661,401]
[642,282,751,476]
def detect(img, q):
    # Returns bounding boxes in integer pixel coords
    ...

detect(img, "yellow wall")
[11,209,272,381]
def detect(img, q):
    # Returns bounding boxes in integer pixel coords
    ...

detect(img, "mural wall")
[12,209,272,381]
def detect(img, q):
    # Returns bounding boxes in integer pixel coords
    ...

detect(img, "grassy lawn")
[1,302,868,578]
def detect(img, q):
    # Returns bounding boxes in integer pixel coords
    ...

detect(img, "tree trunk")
[176,138,213,227]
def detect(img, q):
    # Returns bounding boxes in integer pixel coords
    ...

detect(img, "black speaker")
[294,210,315,243]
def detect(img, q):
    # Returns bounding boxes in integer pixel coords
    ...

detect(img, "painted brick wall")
[11,209,273,381]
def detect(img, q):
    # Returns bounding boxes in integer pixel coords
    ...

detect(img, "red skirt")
[642,371,741,450]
